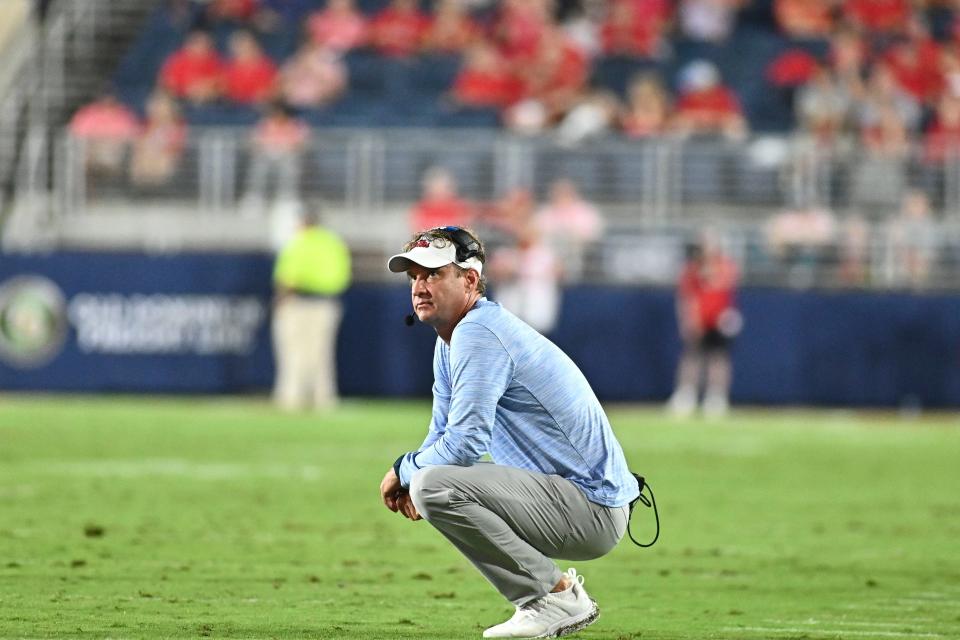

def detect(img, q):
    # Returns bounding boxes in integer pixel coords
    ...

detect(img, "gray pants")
[408,464,629,606]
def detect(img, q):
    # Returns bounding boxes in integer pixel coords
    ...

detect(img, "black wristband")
[393,454,407,489]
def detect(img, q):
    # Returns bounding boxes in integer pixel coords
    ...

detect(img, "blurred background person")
[279,38,347,109]
[766,204,837,287]
[678,0,744,45]
[242,102,310,213]
[554,88,620,147]
[837,213,871,287]
[534,178,603,280]
[506,27,589,133]
[774,0,835,41]
[422,0,481,55]
[272,206,352,412]
[794,62,855,144]
[482,186,537,240]
[671,59,747,140]
[488,222,562,336]
[620,72,672,138]
[886,189,938,289]
[305,0,369,53]
[67,90,140,183]
[448,41,524,114]
[409,166,474,232]
[128,91,188,191]
[204,0,259,25]
[842,0,911,41]
[159,30,224,105]
[849,65,918,213]
[491,0,552,62]
[222,30,279,106]
[367,0,430,59]
[599,0,672,60]
[667,233,740,418]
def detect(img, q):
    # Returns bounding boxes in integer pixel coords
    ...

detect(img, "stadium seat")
[409,54,463,93]
[591,56,663,98]
[432,106,500,128]
[182,103,261,127]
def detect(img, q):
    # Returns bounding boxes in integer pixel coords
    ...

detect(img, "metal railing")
[1,0,160,219]
[8,127,960,290]
[34,129,960,219]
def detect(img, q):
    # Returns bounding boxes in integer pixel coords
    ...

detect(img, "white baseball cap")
[387,234,484,275]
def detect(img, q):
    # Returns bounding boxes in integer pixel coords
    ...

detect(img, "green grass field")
[1,396,958,639]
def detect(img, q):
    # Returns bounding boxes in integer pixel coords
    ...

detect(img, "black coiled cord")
[626,473,660,548]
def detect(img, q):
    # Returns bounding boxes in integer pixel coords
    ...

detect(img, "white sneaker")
[482,568,599,638]
[702,392,729,418]
[667,388,697,418]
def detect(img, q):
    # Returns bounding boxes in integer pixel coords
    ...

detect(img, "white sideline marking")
[723,626,943,638]
[27,459,325,480]
[898,599,960,607]
[765,619,936,627]
[841,604,921,612]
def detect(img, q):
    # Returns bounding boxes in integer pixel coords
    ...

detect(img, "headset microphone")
[404,314,416,326]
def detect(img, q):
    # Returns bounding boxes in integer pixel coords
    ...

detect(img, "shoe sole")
[537,600,600,638]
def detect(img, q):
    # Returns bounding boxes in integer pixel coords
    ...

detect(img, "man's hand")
[380,467,422,521]
[380,467,403,512]
[396,492,422,521]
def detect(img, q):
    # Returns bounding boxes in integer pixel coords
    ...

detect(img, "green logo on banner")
[0,276,67,368]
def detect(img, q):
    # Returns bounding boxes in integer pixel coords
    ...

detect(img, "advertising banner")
[2,252,959,406]
[0,252,275,392]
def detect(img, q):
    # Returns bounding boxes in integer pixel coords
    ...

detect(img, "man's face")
[407,264,469,328]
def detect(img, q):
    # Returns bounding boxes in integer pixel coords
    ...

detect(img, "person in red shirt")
[774,0,834,40]
[667,234,740,418]
[206,0,259,23]
[491,0,552,62]
[410,167,473,232]
[518,27,588,120]
[367,0,430,58]
[672,59,747,139]
[222,30,279,105]
[422,0,481,55]
[600,0,670,58]
[159,30,224,104]
[449,42,524,110]
[880,21,943,106]
[305,0,368,53]
[843,0,911,37]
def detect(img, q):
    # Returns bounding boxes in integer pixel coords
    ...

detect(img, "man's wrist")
[393,454,407,489]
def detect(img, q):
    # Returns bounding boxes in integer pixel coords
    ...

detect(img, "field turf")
[1,396,958,639]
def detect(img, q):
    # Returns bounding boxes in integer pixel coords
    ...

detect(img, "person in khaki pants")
[272,208,351,411]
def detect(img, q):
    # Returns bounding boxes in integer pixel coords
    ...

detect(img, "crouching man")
[378,226,639,638]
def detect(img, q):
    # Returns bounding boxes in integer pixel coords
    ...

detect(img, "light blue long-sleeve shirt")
[396,299,639,508]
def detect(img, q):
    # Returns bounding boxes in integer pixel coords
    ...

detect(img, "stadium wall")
[1,252,958,408]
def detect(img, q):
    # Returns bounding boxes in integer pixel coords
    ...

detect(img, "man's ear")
[464,268,480,292]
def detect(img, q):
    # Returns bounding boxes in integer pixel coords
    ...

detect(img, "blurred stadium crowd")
[46,0,960,290]
[2,1,960,406]
[71,0,960,140]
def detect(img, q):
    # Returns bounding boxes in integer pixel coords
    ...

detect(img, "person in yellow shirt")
[272,208,351,411]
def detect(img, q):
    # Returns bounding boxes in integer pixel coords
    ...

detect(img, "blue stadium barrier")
[1,252,958,407]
